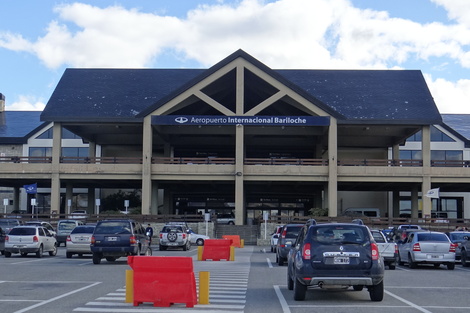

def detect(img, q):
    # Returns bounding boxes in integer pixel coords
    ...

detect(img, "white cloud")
[425,74,470,113]
[6,96,46,111]
[1,0,470,112]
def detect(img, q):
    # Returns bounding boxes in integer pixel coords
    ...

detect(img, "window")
[399,150,422,160]
[36,127,82,139]
[431,150,462,160]
[61,147,89,157]
[406,131,422,142]
[431,126,454,142]
[29,147,52,157]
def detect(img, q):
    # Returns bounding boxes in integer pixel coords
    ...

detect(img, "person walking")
[145,224,154,244]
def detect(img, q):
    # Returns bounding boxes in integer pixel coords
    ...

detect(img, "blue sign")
[152,115,330,126]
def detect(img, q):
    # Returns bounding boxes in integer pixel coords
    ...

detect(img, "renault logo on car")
[175,117,188,124]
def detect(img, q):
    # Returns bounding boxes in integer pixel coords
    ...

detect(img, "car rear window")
[162,226,184,233]
[417,233,449,242]
[372,231,386,243]
[284,226,302,238]
[94,221,131,234]
[59,222,77,230]
[9,227,36,236]
[71,226,95,234]
[311,225,368,244]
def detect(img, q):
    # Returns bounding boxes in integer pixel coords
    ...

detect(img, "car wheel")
[144,247,152,256]
[183,241,188,251]
[228,221,235,225]
[447,263,455,270]
[196,238,204,246]
[92,253,102,264]
[293,278,307,301]
[287,270,294,290]
[159,245,167,251]
[4,251,11,258]
[389,263,396,270]
[369,281,384,301]
[353,285,364,291]
[66,252,73,258]
[270,246,273,252]
[49,244,57,256]
[167,232,177,242]
[433,263,441,268]
[408,254,417,269]
[21,252,28,257]
[36,245,43,258]
[278,255,284,266]
[462,250,469,267]
[398,254,404,266]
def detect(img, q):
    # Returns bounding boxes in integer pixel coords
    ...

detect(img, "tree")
[101,190,141,212]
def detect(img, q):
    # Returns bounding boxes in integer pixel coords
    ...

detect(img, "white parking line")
[384,290,433,313]
[13,282,101,313]
[267,257,273,268]
[274,285,291,313]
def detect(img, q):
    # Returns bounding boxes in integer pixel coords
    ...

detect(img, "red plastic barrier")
[201,239,232,261]
[222,235,241,248]
[127,256,197,307]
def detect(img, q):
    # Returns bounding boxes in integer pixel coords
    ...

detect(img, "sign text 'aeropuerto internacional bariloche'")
[152,115,330,126]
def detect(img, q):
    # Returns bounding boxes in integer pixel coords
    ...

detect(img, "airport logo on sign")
[175,117,189,124]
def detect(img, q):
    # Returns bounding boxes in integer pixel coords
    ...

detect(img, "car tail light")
[66,235,71,242]
[413,243,421,251]
[281,228,287,239]
[371,242,379,260]
[450,243,458,253]
[5,235,9,242]
[394,243,398,254]
[33,236,39,242]
[91,236,95,244]
[159,234,163,239]
[183,233,186,239]
[130,235,136,244]
[302,243,311,260]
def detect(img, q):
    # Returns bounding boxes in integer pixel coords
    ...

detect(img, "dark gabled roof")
[41,68,205,123]
[0,111,46,144]
[277,69,442,125]
[41,49,442,126]
[441,114,470,143]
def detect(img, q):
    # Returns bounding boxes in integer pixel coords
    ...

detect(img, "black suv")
[287,222,384,301]
[276,223,304,266]
[90,219,151,264]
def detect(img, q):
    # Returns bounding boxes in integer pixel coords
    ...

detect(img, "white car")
[188,229,210,246]
[66,225,95,258]
[4,226,57,258]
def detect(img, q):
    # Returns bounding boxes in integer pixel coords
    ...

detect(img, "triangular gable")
[137,49,341,119]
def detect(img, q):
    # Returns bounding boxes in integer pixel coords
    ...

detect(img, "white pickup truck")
[371,229,398,270]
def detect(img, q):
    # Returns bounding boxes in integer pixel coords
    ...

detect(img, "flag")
[425,188,440,198]
[23,183,37,194]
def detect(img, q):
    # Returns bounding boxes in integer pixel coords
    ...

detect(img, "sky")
[1,0,470,113]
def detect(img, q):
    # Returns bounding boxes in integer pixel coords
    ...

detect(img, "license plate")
[334,257,350,264]
[428,254,443,259]
[14,245,26,248]
[167,242,178,246]
[106,237,118,241]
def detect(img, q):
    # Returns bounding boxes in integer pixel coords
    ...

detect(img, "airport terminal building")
[3,50,470,224]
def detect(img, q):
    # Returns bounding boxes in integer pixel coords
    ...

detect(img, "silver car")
[66,225,95,258]
[398,231,457,270]
[4,226,57,258]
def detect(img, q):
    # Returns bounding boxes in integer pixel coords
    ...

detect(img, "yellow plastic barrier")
[199,271,210,304]
[125,270,134,303]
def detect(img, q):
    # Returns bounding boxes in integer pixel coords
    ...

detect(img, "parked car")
[56,220,84,246]
[69,210,88,219]
[287,222,384,301]
[25,221,56,237]
[446,231,470,260]
[90,219,151,264]
[0,218,22,234]
[4,226,57,258]
[216,213,235,225]
[66,224,96,258]
[459,234,470,267]
[159,223,191,251]
[188,229,209,246]
[0,227,5,255]
[276,223,303,266]
[397,231,457,270]
[270,225,283,252]
[371,229,398,269]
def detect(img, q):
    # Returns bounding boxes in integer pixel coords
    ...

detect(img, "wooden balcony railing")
[0,156,467,168]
